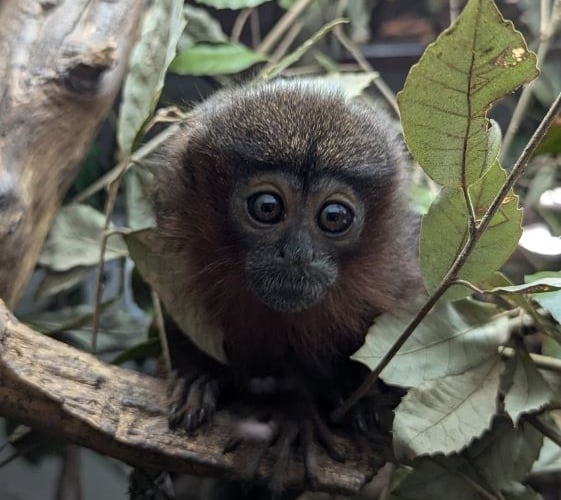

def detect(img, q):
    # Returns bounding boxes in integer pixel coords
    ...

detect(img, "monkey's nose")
[275,246,315,265]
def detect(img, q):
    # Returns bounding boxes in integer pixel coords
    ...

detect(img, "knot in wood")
[62,45,116,95]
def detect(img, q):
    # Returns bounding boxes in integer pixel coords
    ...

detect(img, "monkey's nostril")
[277,248,286,259]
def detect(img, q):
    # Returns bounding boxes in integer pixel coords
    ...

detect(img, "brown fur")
[156,79,420,381]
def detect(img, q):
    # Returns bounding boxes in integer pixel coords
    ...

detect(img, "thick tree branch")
[0,0,149,308]
[0,300,381,495]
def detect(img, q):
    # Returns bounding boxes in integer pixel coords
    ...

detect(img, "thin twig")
[69,124,179,205]
[429,457,501,500]
[333,0,398,115]
[457,470,501,500]
[257,0,314,54]
[283,62,361,76]
[250,8,261,48]
[529,415,561,449]
[499,346,561,374]
[501,0,561,159]
[91,173,125,353]
[151,290,171,373]
[270,21,304,63]
[462,185,477,237]
[231,8,253,44]
[333,28,399,116]
[450,279,485,294]
[331,89,561,422]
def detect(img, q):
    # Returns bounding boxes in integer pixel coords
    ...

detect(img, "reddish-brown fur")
[156,80,420,381]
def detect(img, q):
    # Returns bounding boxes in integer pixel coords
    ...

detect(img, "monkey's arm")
[0,300,380,495]
[126,228,227,363]
[166,320,230,431]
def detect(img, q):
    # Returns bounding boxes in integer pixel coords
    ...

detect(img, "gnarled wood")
[0,300,382,495]
[0,0,149,307]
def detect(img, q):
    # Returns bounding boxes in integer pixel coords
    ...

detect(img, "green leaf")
[533,123,561,156]
[169,42,267,76]
[533,437,561,475]
[387,460,480,500]
[502,483,543,500]
[389,417,543,498]
[526,271,561,323]
[393,357,502,458]
[304,72,380,98]
[278,0,297,8]
[25,304,101,336]
[397,0,538,187]
[35,266,91,298]
[194,0,270,8]
[352,297,511,387]
[463,417,543,490]
[111,338,161,365]
[259,19,348,80]
[125,229,227,363]
[503,349,554,424]
[39,205,128,272]
[178,5,227,52]
[125,167,157,231]
[21,298,147,353]
[420,162,523,300]
[117,0,186,157]
[484,277,561,295]
[480,272,548,325]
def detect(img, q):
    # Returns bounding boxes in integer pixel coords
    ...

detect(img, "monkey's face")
[159,80,405,318]
[230,172,365,313]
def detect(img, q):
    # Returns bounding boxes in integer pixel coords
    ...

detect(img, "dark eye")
[318,202,354,234]
[247,192,284,224]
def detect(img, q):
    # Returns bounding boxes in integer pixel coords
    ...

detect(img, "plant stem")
[231,8,253,44]
[331,89,561,422]
[70,124,179,205]
[333,27,399,116]
[152,290,171,373]
[257,0,314,54]
[500,347,561,374]
[270,21,304,63]
[501,0,561,159]
[529,415,561,448]
[91,172,124,353]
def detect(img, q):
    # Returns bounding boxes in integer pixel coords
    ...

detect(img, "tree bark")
[0,0,149,308]
[0,300,382,495]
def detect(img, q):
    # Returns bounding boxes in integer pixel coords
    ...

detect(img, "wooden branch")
[0,300,381,495]
[0,0,149,308]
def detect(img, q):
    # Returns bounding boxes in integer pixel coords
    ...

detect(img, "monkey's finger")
[223,417,278,454]
[352,406,369,433]
[242,421,280,482]
[312,411,345,463]
[270,422,299,494]
[302,419,321,491]
[168,371,198,429]
[201,378,219,417]
[181,374,210,432]
[222,433,243,454]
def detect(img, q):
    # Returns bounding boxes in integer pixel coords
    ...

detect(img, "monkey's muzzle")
[245,260,337,313]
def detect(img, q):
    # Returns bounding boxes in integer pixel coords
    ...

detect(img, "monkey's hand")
[167,367,228,432]
[223,384,350,493]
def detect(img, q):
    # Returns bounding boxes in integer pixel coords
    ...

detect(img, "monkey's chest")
[221,322,362,382]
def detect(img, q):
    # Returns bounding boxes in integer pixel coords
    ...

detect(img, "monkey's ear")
[125,229,228,364]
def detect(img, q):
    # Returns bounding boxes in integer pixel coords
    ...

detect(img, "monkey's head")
[157,79,412,320]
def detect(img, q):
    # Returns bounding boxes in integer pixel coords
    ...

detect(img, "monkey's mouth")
[246,265,336,313]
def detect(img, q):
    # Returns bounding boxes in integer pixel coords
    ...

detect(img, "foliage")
[11,0,561,499]
[117,0,186,158]
[169,42,267,75]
